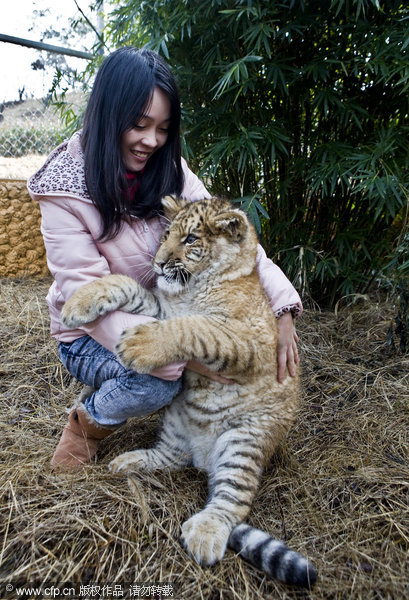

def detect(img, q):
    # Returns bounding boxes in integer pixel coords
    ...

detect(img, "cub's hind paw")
[181,512,230,566]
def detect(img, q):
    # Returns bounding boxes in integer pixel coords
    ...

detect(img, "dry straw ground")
[0,277,408,599]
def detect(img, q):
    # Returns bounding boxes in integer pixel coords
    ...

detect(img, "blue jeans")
[58,336,182,426]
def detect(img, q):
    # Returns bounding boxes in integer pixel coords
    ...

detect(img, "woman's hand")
[186,359,235,384]
[276,312,299,383]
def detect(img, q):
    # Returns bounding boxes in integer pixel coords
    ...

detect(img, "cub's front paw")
[181,512,231,566]
[61,287,110,328]
[115,322,167,373]
[61,295,98,329]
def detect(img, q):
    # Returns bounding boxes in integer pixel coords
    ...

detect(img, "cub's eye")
[183,233,198,245]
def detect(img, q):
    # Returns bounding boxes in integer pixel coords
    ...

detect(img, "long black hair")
[81,47,184,240]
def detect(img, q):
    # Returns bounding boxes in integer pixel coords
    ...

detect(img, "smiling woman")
[120,87,171,173]
[78,47,184,241]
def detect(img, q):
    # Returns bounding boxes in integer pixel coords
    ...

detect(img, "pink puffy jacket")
[28,132,302,380]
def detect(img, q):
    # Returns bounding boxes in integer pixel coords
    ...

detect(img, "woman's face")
[121,86,171,173]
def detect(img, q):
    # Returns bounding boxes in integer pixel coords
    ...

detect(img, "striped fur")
[61,196,316,587]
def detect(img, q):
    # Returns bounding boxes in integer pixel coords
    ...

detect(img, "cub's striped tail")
[228,523,317,588]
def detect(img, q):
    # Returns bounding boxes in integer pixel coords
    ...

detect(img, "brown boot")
[51,404,117,471]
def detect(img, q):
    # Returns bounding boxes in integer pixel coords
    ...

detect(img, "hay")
[0,277,408,599]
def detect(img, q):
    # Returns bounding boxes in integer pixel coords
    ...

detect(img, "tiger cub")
[61,196,316,587]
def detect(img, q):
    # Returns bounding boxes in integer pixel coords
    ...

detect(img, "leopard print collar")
[28,131,91,202]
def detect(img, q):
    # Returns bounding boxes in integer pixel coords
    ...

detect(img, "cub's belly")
[174,380,260,471]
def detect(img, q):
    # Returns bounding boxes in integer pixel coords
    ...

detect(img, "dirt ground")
[0,277,408,599]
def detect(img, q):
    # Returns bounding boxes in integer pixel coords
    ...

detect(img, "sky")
[0,0,97,102]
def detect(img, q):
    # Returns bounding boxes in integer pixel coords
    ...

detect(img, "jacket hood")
[27,131,91,202]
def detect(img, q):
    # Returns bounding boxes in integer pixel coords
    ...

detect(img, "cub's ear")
[161,195,189,221]
[211,210,249,242]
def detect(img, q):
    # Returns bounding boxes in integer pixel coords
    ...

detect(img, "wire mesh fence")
[0,97,64,156]
[0,41,87,180]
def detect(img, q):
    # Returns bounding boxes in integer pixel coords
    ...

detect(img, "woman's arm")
[255,245,302,382]
[256,245,302,317]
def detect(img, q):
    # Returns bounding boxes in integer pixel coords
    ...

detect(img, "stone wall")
[0,179,49,277]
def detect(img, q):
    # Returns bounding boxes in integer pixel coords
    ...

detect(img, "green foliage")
[72,0,409,308]
[0,126,64,157]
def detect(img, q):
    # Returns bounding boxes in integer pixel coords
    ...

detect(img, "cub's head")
[154,196,258,294]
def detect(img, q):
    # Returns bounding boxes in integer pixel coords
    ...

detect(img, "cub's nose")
[154,261,166,274]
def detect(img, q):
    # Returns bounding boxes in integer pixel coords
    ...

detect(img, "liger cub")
[61,196,317,588]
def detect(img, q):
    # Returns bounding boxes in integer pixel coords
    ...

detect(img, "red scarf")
[125,170,144,202]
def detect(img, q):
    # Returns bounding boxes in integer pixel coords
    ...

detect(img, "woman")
[28,47,302,470]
